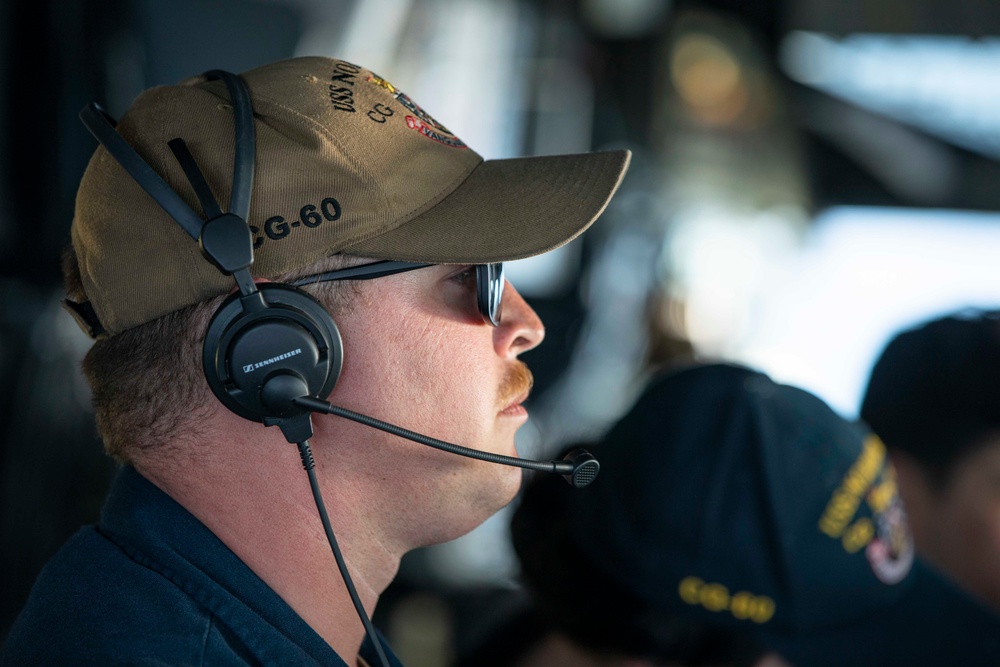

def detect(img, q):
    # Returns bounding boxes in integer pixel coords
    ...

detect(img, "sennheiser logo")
[242,348,303,374]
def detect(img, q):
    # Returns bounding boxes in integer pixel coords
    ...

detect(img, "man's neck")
[136,434,403,662]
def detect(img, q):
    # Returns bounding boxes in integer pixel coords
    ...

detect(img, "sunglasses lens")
[477,263,504,326]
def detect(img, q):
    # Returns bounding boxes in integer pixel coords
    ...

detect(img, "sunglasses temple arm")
[292,261,433,286]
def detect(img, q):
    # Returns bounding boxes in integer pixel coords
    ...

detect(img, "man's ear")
[889,448,937,496]
[887,447,938,546]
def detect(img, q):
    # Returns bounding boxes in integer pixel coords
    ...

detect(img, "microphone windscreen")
[563,448,600,488]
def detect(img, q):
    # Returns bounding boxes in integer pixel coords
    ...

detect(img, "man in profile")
[0,56,629,666]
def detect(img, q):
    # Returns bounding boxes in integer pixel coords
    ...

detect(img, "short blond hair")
[64,247,364,464]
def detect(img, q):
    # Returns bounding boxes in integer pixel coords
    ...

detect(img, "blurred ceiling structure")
[786,0,1000,36]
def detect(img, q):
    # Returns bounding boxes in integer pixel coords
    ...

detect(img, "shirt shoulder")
[2,467,402,667]
[1,526,235,666]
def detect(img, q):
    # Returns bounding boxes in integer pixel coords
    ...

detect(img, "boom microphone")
[289,394,600,488]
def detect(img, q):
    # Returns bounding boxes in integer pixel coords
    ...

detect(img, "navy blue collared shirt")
[1,466,403,666]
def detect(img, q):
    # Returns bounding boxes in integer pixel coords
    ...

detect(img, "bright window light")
[735,206,1000,417]
[780,32,1000,159]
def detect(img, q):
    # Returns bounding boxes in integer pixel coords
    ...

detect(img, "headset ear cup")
[203,284,343,422]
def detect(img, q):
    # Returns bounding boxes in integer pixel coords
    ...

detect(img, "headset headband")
[78,70,257,289]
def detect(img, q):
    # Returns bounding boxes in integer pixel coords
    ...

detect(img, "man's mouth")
[499,391,529,416]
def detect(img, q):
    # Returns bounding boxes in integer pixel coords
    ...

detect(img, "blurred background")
[3,0,1000,663]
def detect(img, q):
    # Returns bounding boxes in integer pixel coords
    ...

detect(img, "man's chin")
[418,467,522,547]
[472,459,523,516]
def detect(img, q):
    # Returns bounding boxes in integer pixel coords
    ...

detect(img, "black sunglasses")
[291,260,505,326]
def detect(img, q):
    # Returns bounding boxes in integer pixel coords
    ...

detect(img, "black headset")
[80,70,342,444]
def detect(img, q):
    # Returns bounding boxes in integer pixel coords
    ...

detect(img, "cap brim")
[760,559,1000,666]
[344,150,631,263]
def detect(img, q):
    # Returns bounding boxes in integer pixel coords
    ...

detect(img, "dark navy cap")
[861,309,1000,476]
[558,363,1000,666]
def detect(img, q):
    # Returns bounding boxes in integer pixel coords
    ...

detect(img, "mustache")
[498,361,534,409]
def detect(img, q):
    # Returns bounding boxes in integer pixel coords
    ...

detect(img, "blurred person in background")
[861,309,1000,615]
[0,56,629,666]
[460,363,1000,667]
